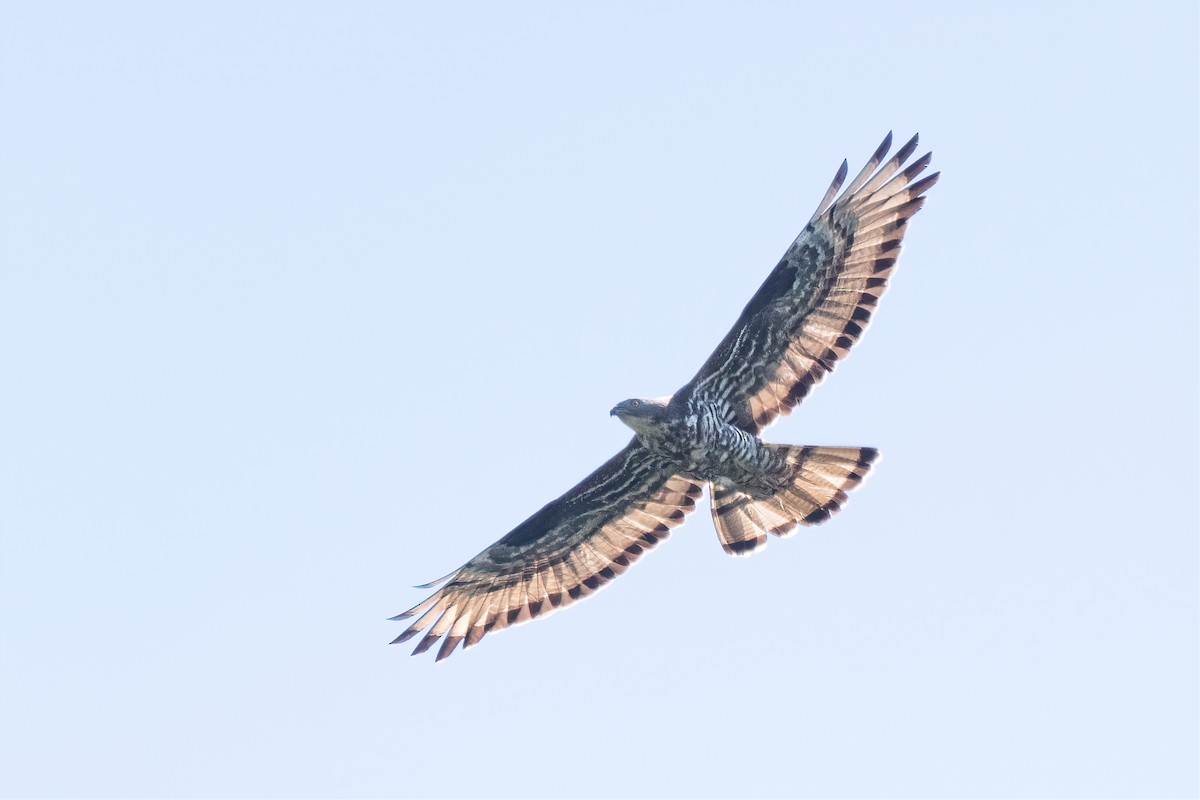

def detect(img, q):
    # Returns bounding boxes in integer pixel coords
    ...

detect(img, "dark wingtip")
[390,628,419,645]
[413,570,457,590]
[910,172,940,196]
[872,131,894,163]
[901,151,933,182]
[893,133,920,166]
[387,611,413,621]
[411,632,442,656]
[435,635,464,662]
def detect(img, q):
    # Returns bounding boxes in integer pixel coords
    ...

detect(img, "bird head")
[610,397,670,436]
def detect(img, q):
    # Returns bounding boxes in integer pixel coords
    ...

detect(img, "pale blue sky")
[1,2,1197,798]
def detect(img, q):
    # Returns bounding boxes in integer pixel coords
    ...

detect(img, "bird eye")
[630,399,641,407]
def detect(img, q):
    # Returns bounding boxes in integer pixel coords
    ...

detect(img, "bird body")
[392,132,938,661]
[612,395,786,497]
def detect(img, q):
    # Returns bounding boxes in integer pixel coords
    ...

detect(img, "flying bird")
[392,132,938,661]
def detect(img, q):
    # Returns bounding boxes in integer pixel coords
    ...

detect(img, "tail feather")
[709,445,878,557]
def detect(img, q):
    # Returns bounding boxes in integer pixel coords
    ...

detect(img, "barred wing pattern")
[394,133,935,661]
[391,442,702,661]
[677,132,939,433]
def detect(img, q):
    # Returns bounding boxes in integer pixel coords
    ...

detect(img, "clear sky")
[1,2,1197,798]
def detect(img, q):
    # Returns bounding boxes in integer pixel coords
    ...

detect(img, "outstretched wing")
[391,442,702,661]
[675,132,939,433]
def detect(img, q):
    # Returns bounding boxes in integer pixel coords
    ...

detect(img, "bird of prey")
[392,132,938,661]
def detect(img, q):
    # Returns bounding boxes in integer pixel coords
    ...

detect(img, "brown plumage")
[392,133,938,660]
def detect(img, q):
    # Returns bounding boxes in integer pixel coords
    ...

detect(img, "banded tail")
[709,445,878,556]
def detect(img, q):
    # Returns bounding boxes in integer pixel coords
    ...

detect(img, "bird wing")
[391,441,702,661]
[675,133,939,433]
